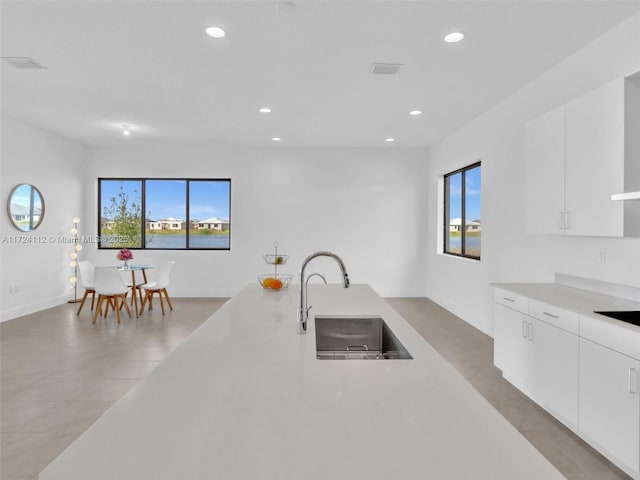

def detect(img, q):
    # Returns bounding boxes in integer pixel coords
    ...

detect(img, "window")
[98,178,231,250]
[443,162,481,259]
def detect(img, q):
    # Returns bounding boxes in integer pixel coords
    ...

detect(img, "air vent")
[372,63,403,75]
[1,57,47,70]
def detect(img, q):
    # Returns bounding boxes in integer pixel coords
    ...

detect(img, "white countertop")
[40,284,565,480]
[493,282,640,360]
[493,282,640,317]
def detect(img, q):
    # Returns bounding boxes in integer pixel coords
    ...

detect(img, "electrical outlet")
[598,249,607,264]
[14,283,20,293]
[9,285,15,294]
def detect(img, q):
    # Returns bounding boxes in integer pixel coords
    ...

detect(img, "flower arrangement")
[117,248,133,262]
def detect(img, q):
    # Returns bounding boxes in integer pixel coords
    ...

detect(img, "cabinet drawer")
[494,288,528,314]
[529,299,579,335]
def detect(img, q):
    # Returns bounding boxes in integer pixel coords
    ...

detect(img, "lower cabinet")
[493,289,640,480]
[579,337,639,476]
[494,303,532,394]
[530,319,579,428]
[494,301,579,428]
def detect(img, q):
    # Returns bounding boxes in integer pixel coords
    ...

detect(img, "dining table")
[117,264,154,318]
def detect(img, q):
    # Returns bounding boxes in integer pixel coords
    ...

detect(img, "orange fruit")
[262,278,274,288]
[271,279,283,289]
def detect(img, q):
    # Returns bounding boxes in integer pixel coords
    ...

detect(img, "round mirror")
[7,184,45,231]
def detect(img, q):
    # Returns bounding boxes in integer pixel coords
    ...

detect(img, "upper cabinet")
[525,75,640,237]
[565,79,625,236]
[524,105,566,235]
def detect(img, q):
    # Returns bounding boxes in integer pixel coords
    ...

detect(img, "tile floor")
[0,296,631,479]
[1,298,227,480]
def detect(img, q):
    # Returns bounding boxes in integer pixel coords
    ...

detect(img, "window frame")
[97,177,231,251]
[443,161,481,261]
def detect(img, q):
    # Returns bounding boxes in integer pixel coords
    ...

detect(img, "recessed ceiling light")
[259,107,272,113]
[272,137,282,142]
[409,110,422,116]
[444,31,465,43]
[122,124,131,136]
[385,138,395,143]
[206,26,226,39]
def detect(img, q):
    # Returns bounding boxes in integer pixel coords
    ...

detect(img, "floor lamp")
[68,217,82,304]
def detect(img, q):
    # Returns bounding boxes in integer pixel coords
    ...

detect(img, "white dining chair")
[92,266,132,324]
[76,260,96,315]
[140,260,174,315]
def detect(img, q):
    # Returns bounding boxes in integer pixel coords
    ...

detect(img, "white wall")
[84,146,428,298]
[0,116,86,321]
[425,13,640,336]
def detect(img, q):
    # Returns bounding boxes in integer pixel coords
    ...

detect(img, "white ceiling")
[2,0,640,148]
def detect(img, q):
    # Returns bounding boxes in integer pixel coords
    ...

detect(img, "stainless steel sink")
[315,316,413,360]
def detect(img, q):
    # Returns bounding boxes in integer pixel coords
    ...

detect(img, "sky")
[100,179,230,221]
[10,184,43,210]
[448,165,481,221]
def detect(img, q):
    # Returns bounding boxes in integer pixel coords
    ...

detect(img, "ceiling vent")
[1,57,47,70]
[372,63,403,75]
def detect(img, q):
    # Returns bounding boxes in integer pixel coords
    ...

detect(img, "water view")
[146,234,229,249]
[447,235,481,253]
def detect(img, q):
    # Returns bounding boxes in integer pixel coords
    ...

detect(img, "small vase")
[123,260,129,269]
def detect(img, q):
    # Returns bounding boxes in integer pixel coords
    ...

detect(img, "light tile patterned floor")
[0,297,631,479]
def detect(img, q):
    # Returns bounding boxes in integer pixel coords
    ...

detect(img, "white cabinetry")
[529,310,579,429]
[579,338,639,477]
[524,76,640,237]
[493,285,640,479]
[524,105,566,235]
[494,302,532,395]
[565,78,625,236]
[494,294,579,428]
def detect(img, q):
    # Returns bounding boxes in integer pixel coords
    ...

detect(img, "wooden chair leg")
[141,290,149,310]
[114,296,121,324]
[121,294,132,318]
[92,295,104,324]
[104,298,112,317]
[77,290,90,315]
[158,292,165,315]
[162,289,173,311]
[90,291,96,310]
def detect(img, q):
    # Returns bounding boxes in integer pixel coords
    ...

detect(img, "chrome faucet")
[298,251,350,334]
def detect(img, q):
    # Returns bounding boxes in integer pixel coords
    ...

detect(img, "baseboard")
[1,293,74,322]
[426,292,492,337]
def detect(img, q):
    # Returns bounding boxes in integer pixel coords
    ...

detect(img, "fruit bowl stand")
[259,242,292,290]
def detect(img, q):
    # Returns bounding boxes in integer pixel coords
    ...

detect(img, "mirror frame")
[7,183,45,232]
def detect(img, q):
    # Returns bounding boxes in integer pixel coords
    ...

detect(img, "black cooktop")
[594,311,640,327]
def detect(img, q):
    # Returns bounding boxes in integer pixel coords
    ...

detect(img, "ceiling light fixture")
[372,63,403,75]
[409,110,422,116]
[272,137,282,142]
[1,57,47,70]
[259,107,272,113]
[206,26,226,39]
[385,138,395,143]
[122,124,131,136]
[444,31,465,43]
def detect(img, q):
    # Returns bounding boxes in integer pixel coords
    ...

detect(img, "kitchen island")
[39,284,565,479]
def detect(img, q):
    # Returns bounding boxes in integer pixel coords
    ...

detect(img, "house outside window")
[443,162,481,260]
